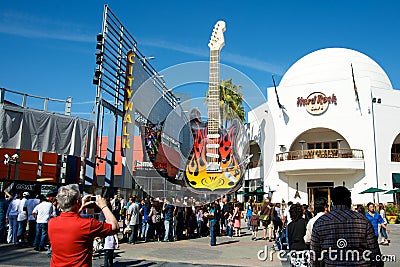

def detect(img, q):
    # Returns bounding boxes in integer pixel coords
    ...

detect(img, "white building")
[246,48,400,205]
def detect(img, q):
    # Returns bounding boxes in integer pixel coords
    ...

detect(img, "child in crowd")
[232,203,242,237]
[103,222,119,267]
[250,209,260,241]
[227,212,234,238]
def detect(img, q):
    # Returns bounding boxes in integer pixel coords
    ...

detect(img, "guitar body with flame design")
[185,117,244,193]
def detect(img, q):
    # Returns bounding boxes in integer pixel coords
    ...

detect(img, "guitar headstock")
[208,20,226,51]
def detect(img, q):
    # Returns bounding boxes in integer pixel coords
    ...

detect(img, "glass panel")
[316,143,322,149]
[307,143,315,149]
[331,142,338,149]
[323,143,330,149]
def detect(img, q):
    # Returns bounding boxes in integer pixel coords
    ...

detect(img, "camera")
[90,196,97,202]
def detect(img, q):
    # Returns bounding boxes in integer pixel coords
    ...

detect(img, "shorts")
[251,225,258,232]
[262,219,271,228]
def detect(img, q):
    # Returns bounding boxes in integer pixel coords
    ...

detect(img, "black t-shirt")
[214,204,221,221]
[287,218,307,251]
[222,203,232,217]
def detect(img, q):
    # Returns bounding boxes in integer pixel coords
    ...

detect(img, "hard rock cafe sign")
[297,92,337,115]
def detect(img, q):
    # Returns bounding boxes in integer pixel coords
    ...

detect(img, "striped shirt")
[310,205,381,267]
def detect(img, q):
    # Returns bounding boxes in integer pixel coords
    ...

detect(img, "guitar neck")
[208,49,220,135]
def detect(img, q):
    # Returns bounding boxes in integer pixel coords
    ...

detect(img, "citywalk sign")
[122,50,136,150]
[297,92,337,115]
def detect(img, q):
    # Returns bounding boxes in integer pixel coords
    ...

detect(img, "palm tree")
[205,78,245,127]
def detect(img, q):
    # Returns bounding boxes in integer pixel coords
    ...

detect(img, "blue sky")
[1,1,400,119]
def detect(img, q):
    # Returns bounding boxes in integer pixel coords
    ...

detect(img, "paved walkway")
[0,224,399,266]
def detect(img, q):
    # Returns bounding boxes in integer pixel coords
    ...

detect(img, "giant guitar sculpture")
[184,21,246,193]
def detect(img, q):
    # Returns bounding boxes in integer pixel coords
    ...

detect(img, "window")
[392,144,400,153]
[307,141,340,149]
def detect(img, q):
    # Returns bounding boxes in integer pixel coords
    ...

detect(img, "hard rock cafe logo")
[297,92,337,115]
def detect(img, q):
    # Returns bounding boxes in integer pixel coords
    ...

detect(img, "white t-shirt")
[284,205,292,225]
[380,209,387,224]
[104,235,117,250]
[6,198,20,217]
[32,201,53,223]
[17,198,27,221]
[275,206,282,219]
[128,202,140,225]
[304,212,324,243]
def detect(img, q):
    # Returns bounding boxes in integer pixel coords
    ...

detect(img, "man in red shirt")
[48,184,119,267]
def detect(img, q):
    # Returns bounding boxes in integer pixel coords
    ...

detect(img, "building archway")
[391,133,400,162]
[289,127,349,157]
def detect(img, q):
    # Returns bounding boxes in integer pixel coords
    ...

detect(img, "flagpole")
[351,64,362,116]
[272,75,285,110]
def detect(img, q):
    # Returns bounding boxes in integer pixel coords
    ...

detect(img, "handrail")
[0,87,72,115]
[276,148,364,162]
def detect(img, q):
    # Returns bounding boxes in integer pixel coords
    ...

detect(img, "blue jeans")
[246,215,251,230]
[17,220,27,240]
[209,220,216,246]
[34,223,48,249]
[7,215,18,243]
[380,225,388,239]
[0,215,5,242]
[164,220,172,241]
[285,227,289,244]
[224,218,233,237]
[141,222,149,239]
[197,220,203,237]
[104,249,114,267]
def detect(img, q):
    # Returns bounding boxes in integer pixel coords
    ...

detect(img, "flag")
[351,64,362,115]
[272,75,285,110]
[351,64,359,102]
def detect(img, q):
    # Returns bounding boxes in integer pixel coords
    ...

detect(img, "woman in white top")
[378,203,389,245]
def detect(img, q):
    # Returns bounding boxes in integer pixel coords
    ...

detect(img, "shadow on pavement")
[216,240,239,246]
[113,260,157,267]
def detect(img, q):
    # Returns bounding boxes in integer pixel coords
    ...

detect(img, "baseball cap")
[23,192,30,197]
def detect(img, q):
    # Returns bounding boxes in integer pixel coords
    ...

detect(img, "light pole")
[371,96,381,203]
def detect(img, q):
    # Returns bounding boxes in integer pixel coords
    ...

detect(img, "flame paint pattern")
[185,119,243,193]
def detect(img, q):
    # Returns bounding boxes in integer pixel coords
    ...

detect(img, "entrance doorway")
[307,182,334,210]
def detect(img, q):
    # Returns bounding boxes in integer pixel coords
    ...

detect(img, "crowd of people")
[0,185,394,266]
[0,190,58,252]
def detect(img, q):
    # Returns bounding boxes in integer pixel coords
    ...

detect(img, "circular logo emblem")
[305,92,330,115]
[336,238,347,248]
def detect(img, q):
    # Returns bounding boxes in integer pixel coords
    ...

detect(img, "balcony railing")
[392,153,400,162]
[276,149,364,162]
